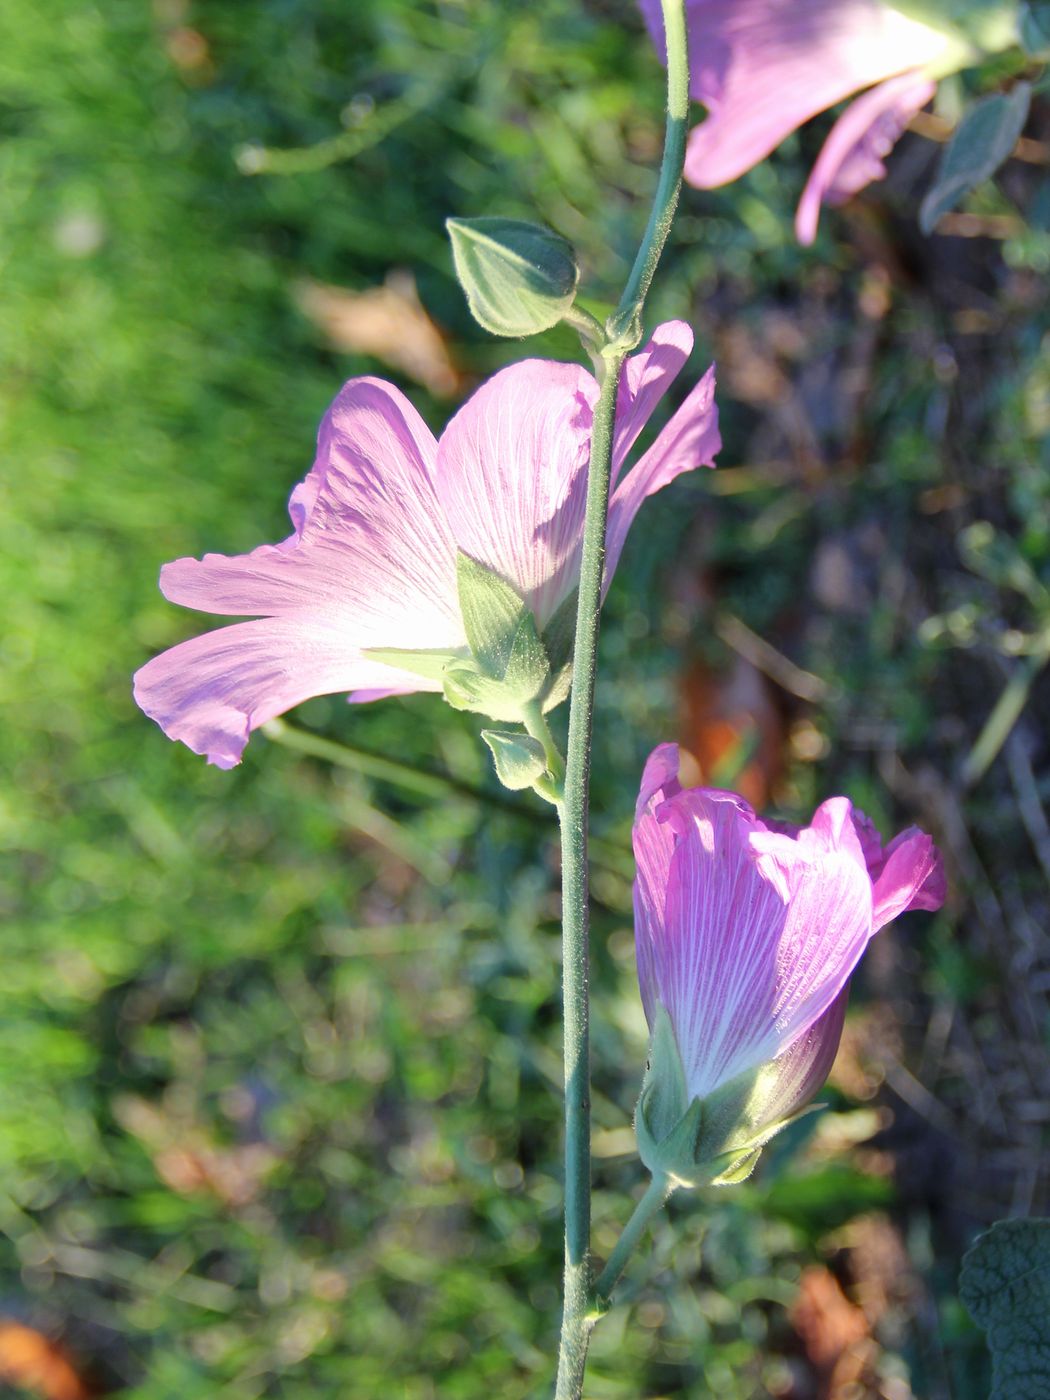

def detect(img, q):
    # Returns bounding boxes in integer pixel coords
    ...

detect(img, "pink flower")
[638,0,972,243]
[632,743,944,1181]
[134,324,720,768]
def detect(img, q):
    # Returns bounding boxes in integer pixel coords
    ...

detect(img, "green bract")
[439,551,569,722]
[634,1008,818,1189]
[446,216,580,338]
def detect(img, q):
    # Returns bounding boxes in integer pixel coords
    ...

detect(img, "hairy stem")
[553,3,690,1395]
[593,1173,672,1302]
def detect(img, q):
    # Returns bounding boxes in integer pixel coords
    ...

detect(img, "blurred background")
[2,1,1049,1396]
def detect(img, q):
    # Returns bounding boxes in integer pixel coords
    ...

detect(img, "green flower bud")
[481,731,549,790]
[446,217,580,338]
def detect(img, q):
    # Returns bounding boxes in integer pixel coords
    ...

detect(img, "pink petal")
[794,796,870,874]
[662,788,872,1098]
[134,617,437,769]
[633,747,880,1103]
[160,377,463,652]
[752,986,848,1130]
[870,828,945,930]
[638,0,953,189]
[633,744,687,1022]
[435,359,599,628]
[605,364,720,582]
[796,72,937,244]
[612,321,694,478]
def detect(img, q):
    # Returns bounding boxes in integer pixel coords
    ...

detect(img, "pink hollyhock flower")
[632,743,944,1184]
[134,323,720,768]
[638,0,991,244]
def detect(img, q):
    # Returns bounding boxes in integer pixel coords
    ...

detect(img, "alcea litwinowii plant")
[132,2,949,1395]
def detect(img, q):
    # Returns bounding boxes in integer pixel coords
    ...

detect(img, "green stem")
[522,702,566,789]
[962,639,1050,788]
[553,4,689,1395]
[608,0,690,346]
[593,1173,672,1302]
[563,304,606,363]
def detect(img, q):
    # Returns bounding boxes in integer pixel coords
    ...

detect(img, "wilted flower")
[134,324,719,767]
[639,0,1016,243]
[632,743,945,1185]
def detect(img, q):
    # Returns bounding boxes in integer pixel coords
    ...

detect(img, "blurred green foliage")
[1,0,1047,1396]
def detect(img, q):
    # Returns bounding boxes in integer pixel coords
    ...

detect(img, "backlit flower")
[134,325,719,767]
[632,743,944,1183]
[639,0,1013,243]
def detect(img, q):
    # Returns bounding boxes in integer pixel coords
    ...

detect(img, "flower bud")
[446,217,579,338]
[481,731,549,791]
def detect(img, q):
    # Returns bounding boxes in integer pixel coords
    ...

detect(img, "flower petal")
[612,321,694,478]
[633,744,687,1022]
[436,359,598,629]
[134,617,435,769]
[870,827,945,930]
[655,785,872,1099]
[795,72,937,244]
[638,0,953,188]
[751,986,848,1131]
[605,365,719,583]
[160,377,463,652]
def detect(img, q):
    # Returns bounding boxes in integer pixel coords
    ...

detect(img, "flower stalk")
[553,2,690,1394]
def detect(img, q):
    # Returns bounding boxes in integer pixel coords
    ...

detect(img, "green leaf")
[361,646,466,683]
[1020,1,1050,56]
[446,216,579,338]
[480,730,547,790]
[920,84,1031,234]
[959,1218,1050,1399]
[456,552,526,679]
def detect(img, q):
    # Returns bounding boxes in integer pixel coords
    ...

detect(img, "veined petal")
[160,377,463,652]
[639,0,955,189]
[750,987,848,1131]
[796,72,937,244]
[612,321,694,478]
[633,744,686,1022]
[870,827,945,930]
[134,618,436,769]
[671,791,871,1098]
[636,758,875,1102]
[436,359,598,629]
[605,365,719,583]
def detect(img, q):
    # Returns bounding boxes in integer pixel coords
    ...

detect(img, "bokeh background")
[3,1,1049,1396]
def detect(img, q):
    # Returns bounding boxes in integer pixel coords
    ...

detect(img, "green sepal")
[708,1147,762,1187]
[502,611,550,702]
[634,1007,827,1190]
[480,730,548,791]
[361,646,467,683]
[446,216,579,338]
[442,662,529,723]
[542,589,578,673]
[539,590,576,713]
[456,551,527,679]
